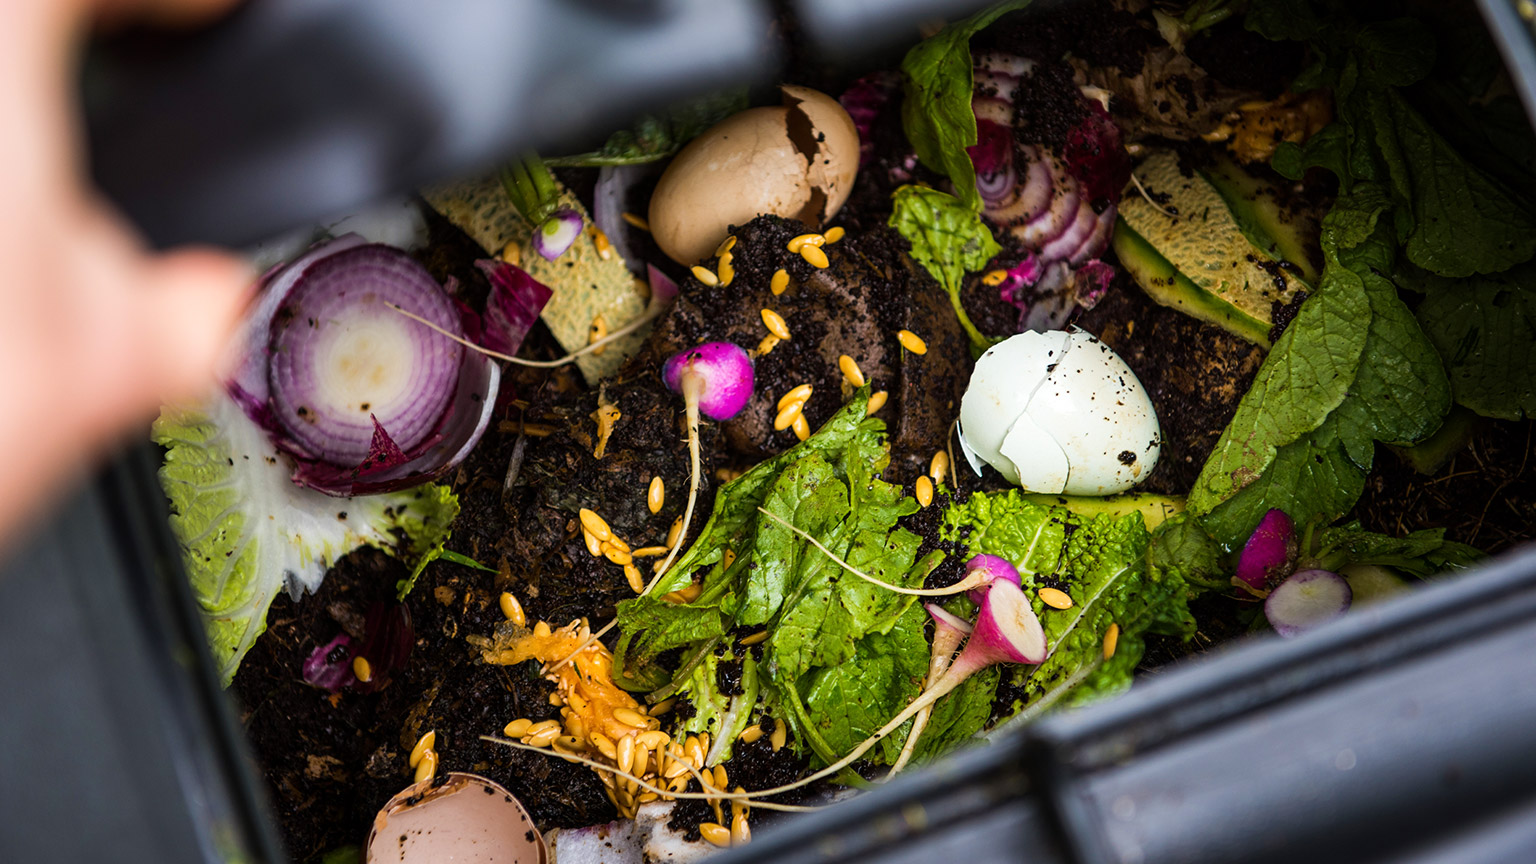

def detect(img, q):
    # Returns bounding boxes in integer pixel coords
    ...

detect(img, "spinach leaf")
[1416,262,1536,420]
[889,185,1001,351]
[1309,523,1483,578]
[900,0,1031,210]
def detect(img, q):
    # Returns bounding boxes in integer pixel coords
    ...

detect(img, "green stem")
[948,285,991,353]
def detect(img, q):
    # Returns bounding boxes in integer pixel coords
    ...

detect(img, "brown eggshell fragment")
[649,86,860,266]
[366,772,546,864]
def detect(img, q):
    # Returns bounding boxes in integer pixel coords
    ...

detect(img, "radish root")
[388,301,662,368]
[756,507,984,597]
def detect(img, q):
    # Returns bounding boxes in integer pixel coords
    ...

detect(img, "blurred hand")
[0,0,248,550]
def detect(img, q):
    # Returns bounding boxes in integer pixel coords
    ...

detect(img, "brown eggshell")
[649,86,860,266]
[366,773,546,864]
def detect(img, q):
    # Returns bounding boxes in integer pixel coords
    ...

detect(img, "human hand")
[0,0,248,550]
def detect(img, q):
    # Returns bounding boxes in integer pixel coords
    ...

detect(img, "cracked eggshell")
[648,86,858,266]
[959,329,1160,495]
[366,773,546,864]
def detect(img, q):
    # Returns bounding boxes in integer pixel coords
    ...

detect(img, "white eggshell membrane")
[959,329,1161,495]
[367,773,546,864]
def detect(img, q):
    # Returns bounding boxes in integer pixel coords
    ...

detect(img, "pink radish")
[1264,569,1352,638]
[1234,508,1298,594]
[965,553,1023,603]
[890,604,975,774]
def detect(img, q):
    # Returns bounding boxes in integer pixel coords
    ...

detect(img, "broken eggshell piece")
[366,772,546,864]
[648,85,859,266]
[958,329,1160,495]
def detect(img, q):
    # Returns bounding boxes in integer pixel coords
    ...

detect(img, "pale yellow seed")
[792,413,810,442]
[648,476,665,514]
[715,235,737,257]
[685,737,706,767]
[730,788,747,821]
[409,730,437,768]
[667,517,684,548]
[504,718,533,738]
[566,714,588,741]
[700,822,732,848]
[786,233,825,253]
[867,390,889,415]
[414,750,438,784]
[638,792,660,804]
[555,735,585,752]
[679,582,703,603]
[579,509,613,542]
[592,229,614,260]
[732,811,752,845]
[718,259,735,287]
[770,721,787,752]
[1039,587,1074,610]
[607,536,631,554]
[638,730,670,750]
[588,314,608,356]
[499,592,526,627]
[613,707,650,729]
[698,733,710,756]
[632,746,650,779]
[668,775,690,793]
[761,308,791,340]
[549,691,565,706]
[501,240,522,266]
[823,226,845,244]
[773,400,805,432]
[838,354,865,388]
[583,527,603,557]
[352,656,372,683]
[800,244,830,269]
[930,451,950,485]
[915,476,934,508]
[605,546,634,566]
[770,268,790,295]
[650,697,677,716]
[617,734,636,774]
[897,329,928,354]
[691,265,720,286]
[757,334,781,355]
[621,212,650,231]
[527,719,561,737]
[526,727,559,748]
[624,564,644,593]
[777,384,813,410]
[739,630,768,647]
[567,692,589,715]
[981,269,1009,287]
[663,759,690,779]
[591,733,618,760]
[722,549,737,570]
[632,545,669,558]
[1104,623,1121,660]
[533,620,552,638]
[739,724,764,744]
[713,764,729,790]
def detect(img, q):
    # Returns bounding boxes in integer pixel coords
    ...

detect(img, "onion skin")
[662,342,755,421]
[1235,508,1298,592]
[231,234,500,497]
[972,51,1131,332]
[476,260,553,357]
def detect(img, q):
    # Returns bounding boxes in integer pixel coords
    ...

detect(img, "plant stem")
[948,286,991,353]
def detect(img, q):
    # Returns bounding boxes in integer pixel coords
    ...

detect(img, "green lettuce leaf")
[154,395,457,685]
[889,184,1001,350]
[942,491,1192,732]
[1416,262,1536,421]
[900,0,1031,211]
[544,88,749,167]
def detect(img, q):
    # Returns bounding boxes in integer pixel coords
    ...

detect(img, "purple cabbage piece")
[476,259,553,356]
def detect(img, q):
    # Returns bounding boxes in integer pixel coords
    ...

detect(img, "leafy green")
[154,395,458,685]
[1306,522,1483,578]
[899,0,1031,211]
[396,547,496,601]
[943,491,1193,731]
[888,185,1002,351]
[1147,514,1225,591]
[1416,262,1536,420]
[544,89,749,167]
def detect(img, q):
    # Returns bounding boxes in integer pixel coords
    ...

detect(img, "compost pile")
[146,1,1536,859]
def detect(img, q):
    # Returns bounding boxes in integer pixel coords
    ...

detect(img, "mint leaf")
[899,1,1030,210]
[1416,262,1536,420]
[889,185,1001,350]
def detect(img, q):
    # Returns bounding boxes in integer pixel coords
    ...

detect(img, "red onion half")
[230,235,500,496]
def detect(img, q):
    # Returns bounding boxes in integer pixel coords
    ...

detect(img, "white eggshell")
[366,773,546,864]
[998,411,1071,493]
[958,330,1069,477]
[958,328,1161,495]
[1025,330,1161,495]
